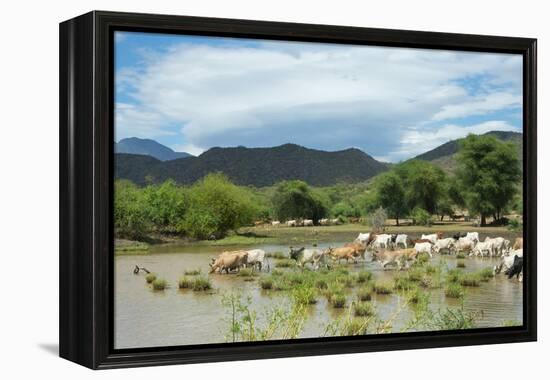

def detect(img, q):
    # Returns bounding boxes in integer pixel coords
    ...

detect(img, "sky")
[114,31,522,162]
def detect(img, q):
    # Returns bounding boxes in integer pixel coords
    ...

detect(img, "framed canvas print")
[59,11,537,369]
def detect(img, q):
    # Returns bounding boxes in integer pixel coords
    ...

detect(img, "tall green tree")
[272,180,328,222]
[456,134,521,226]
[374,172,408,225]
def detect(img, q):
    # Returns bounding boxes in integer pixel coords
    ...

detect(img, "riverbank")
[115,221,521,254]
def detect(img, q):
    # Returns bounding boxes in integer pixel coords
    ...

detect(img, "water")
[115,241,523,349]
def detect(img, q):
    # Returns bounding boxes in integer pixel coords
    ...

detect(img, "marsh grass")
[374,282,393,295]
[275,259,296,268]
[407,287,428,306]
[292,284,317,306]
[394,275,415,291]
[357,284,373,301]
[192,276,213,291]
[478,268,495,281]
[178,276,193,289]
[353,301,375,317]
[356,270,373,283]
[459,273,481,287]
[237,268,258,278]
[446,269,462,283]
[456,260,466,268]
[315,278,328,290]
[456,253,466,259]
[183,268,201,276]
[152,278,167,291]
[260,276,274,290]
[331,293,347,308]
[445,283,465,298]
[267,251,287,259]
[145,273,157,284]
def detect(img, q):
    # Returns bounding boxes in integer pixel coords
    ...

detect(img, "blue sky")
[115,31,522,162]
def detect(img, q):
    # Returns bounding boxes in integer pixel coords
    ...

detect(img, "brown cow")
[344,241,367,260]
[513,237,523,251]
[411,238,433,245]
[209,251,248,274]
[372,248,417,270]
[326,246,356,263]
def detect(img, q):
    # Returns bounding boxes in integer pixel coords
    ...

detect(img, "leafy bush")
[114,180,151,239]
[411,207,432,226]
[191,276,212,291]
[145,273,157,284]
[272,180,328,222]
[260,277,274,290]
[152,278,167,290]
[369,207,387,232]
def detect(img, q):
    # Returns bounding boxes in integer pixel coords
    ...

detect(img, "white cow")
[455,237,475,254]
[288,247,328,270]
[303,219,314,226]
[319,218,329,226]
[433,238,455,254]
[355,233,371,244]
[371,234,393,250]
[394,234,408,249]
[271,221,280,227]
[421,233,439,244]
[494,249,523,274]
[330,218,341,225]
[485,237,506,256]
[286,220,297,227]
[414,242,434,258]
[245,249,268,271]
[471,241,493,257]
[466,232,480,244]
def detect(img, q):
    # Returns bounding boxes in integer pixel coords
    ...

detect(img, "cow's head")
[289,246,305,261]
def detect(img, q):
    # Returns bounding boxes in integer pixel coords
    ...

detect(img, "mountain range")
[115,130,522,187]
[115,137,191,161]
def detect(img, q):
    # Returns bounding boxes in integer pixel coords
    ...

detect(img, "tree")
[183,173,256,239]
[114,180,150,240]
[456,134,521,226]
[373,172,408,225]
[143,180,188,233]
[272,180,328,222]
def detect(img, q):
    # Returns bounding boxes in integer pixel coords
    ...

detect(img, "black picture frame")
[59,10,537,369]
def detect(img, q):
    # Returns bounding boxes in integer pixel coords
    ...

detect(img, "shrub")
[260,277,274,290]
[145,273,157,284]
[507,218,522,232]
[152,278,167,291]
[411,207,432,226]
[445,283,465,298]
[192,276,212,291]
[354,301,376,317]
[374,282,393,295]
[369,207,388,232]
[178,276,193,289]
[331,293,347,308]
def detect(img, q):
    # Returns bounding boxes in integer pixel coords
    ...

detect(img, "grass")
[356,271,373,283]
[315,278,329,290]
[152,278,167,291]
[271,269,284,276]
[459,273,481,287]
[407,287,428,305]
[394,275,415,291]
[456,253,466,259]
[275,259,296,268]
[330,293,347,308]
[408,267,425,281]
[354,301,376,317]
[183,268,201,276]
[446,269,462,283]
[478,267,495,281]
[237,268,257,278]
[266,251,287,259]
[456,260,466,268]
[357,285,373,301]
[178,276,193,289]
[260,276,274,290]
[374,282,393,295]
[292,285,317,306]
[191,276,212,291]
[445,283,465,299]
[145,273,157,284]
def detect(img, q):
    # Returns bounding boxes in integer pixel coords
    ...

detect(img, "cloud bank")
[115,34,522,162]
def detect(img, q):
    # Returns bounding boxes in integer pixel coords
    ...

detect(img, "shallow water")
[115,240,523,349]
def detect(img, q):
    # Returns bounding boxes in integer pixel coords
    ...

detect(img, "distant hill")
[115,137,191,161]
[413,131,523,172]
[115,143,390,187]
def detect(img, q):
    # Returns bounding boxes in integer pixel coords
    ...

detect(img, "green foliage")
[183,268,201,276]
[331,201,360,218]
[191,276,213,291]
[183,173,257,239]
[456,134,521,225]
[260,277,274,290]
[330,293,347,308]
[178,276,193,289]
[357,285,373,301]
[142,180,188,233]
[372,172,408,225]
[272,180,328,221]
[145,273,157,284]
[114,180,151,240]
[508,218,523,231]
[374,282,393,295]
[456,260,466,268]
[445,283,465,299]
[411,207,432,226]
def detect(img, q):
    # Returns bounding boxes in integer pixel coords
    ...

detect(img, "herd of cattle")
[208,231,524,281]
[270,218,342,227]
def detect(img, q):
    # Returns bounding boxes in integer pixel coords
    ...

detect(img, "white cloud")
[390,120,520,160]
[115,38,522,161]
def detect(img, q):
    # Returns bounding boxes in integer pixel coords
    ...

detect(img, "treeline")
[115,134,521,241]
